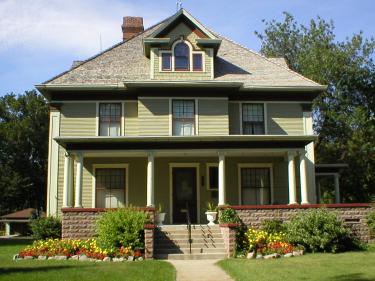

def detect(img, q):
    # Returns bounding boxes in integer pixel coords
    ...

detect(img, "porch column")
[334,173,340,203]
[5,222,10,236]
[287,152,297,205]
[218,153,226,206]
[74,153,83,208]
[299,151,310,204]
[146,153,155,207]
[63,152,72,208]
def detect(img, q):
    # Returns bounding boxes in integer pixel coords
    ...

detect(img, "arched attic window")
[174,42,190,71]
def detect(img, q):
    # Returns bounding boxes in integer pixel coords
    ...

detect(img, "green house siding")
[124,102,139,136]
[267,103,304,135]
[138,99,170,136]
[228,102,240,134]
[60,103,96,136]
[198,99,228,135]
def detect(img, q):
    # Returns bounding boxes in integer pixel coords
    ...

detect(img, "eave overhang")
[55,135,317,151]
[123,80,243,89]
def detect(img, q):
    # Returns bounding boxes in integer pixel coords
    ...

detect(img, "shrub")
[218,208,240,224]
[30,216,61,240]
[261,218,286,234]
[286,208,360,253]
[367,210,375,237]
[96,208,148,251]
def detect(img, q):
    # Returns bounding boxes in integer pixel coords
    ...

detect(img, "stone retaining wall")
[61,207,155,259]
[231,204,373,242]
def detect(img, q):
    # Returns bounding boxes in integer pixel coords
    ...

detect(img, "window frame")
[206,163,219,191]
[97,102,122,137]
[92,164,129,208]
[174,41,190,71]
[171,99,196,136]
[192,53,203,71]
[241,102,266,135]
[237,163,273,205]
[161,52,172,71]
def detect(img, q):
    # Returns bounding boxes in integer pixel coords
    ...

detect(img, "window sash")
[161,52,172,71]
[99,103,121,136]
[172,100,195,136]
[208,166,218,190]
[193,53,203,71]
[242,104,265,135]
[174,42,190,71]
[241,167,271,205]
[96,168,126,208]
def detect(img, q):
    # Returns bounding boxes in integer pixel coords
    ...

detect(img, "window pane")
[193,53,203,71]
[162,53,172,71]
[99,103,121,136]
[96,168,126,208]
[209,166,218,189]
[241,168,271,205]
[172,100,195,136]
[242,104,264,135]
[174,42,189,70]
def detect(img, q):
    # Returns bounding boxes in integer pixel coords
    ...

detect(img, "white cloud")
[0,0,166,56]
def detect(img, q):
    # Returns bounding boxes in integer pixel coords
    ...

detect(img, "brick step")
[154,253,227,260]
[158,225,220,231]
[155,242,226,249]
[154,247,226,254]
[155,233,223,240]
[156,229,222,235]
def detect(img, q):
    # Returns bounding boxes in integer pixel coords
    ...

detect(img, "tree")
[255,13,375,202]
[0,90,49,215]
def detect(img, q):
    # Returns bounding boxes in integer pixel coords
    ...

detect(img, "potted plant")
[155,203,166,226]
[205,202,218,225]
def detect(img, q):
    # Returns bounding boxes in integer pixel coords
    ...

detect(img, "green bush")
[30,216,61,240]
[367,210,375,237]
[286,208,361,253]
[218,208,240,224]
[261,219,286,234]
[96,208,148,251]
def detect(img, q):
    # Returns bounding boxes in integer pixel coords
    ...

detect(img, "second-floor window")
[172,100,195,136]
[99,103,121,136]
[174,42,190,71]
[242,103,265,135]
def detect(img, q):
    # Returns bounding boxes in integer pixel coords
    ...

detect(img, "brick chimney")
[122,16,144,41]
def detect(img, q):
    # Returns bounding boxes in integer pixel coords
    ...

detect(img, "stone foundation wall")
[220,224,237,257]
[232,204,373,242]
[61,207,155,259]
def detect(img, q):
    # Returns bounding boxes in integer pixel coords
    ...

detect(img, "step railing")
[185,202,192,254]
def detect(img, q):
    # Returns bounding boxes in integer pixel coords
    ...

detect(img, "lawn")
[0,239,175,281]
[218,244,375,281]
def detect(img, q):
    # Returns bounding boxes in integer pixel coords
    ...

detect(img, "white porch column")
[287,152,297,205]
[74,153,83,208]
[334,173,340,203]
[146,153,155,207]
[63,152,72,208]
[299,151,310,204]
[5,222,10,236]
[218,153,226,206]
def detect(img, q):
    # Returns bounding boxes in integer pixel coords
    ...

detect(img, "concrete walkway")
[168,260,234,281]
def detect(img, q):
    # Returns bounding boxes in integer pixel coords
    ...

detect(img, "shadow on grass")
[332,273,375,281]
[0,265,91,276]
[0,239,33,247]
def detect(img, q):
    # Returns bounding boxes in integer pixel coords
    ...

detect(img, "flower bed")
[245,228,304,259]
[16,239,144,262]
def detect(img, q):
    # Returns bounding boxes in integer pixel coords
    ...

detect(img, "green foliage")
[261,219,286,234]
[30,216,61,240]
[286,208,360,253]
[255,12,375,202]
[218,208,240,224]
[367,210,375,236]
[206,202,217,212]
[0,91,48,215]
[235,224,249,257]
[96,208,148,251]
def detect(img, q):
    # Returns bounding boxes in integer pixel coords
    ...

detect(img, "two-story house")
[37,9,326,225]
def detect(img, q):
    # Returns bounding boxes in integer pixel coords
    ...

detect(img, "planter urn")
[205,211,217,225]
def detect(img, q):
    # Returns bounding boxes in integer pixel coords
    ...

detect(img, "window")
[172,100,195,136]
[241,167,271,205]
[207,164,218,190]
[174,42,190,71]
[99,103,121,136]
[193,53,203,71]
[96,168,126,208]
[242,103,265,135]
[161,52,172,71]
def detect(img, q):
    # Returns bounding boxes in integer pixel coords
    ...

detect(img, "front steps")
[154,225,227,260]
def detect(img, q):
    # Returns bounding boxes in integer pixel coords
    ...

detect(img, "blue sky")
[0,0,374,95]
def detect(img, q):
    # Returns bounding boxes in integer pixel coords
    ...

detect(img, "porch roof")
[55,135,316,151]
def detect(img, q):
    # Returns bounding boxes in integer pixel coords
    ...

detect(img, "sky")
[0,0,374,95]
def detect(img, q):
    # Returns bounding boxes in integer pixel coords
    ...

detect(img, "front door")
[172,167,197,224]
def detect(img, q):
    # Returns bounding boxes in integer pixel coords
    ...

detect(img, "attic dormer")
[143,9,221,80]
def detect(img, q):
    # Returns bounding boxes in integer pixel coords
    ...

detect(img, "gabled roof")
[0,208,38,220]
[38,9,325,92]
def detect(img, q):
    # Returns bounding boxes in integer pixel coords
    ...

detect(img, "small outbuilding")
[0,208,41,236]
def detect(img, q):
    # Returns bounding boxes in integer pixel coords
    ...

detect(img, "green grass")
[0,239,175,281]
[218,244,375,281]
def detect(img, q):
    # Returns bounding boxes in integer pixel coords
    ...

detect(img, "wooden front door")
[172,167,197,224]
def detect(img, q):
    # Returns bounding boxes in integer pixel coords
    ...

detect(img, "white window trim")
[206,163,219,191]
[92,164,129,208]
[239,102,268,135]
[159,39,205,72]
[169,163,200,224]
[237,163,274,205]
[96,102,124,137]
[169,98,198,136]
